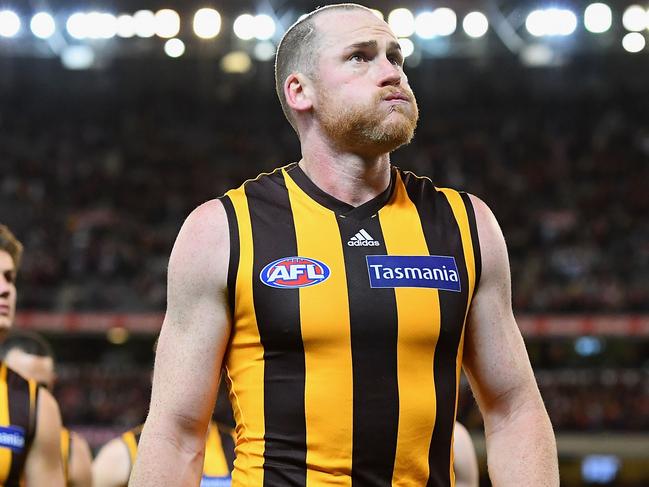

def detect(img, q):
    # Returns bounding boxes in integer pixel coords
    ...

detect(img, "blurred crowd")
[1,78,647,313]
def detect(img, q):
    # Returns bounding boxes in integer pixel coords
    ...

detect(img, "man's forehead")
[315,9,397,46]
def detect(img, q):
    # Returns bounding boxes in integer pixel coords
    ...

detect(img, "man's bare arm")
[463,195,559,486]
[69,432,93,487]
[24,388,65,486]
[130,199,232,486]
[453,422,479,487]
[92,438,132,487]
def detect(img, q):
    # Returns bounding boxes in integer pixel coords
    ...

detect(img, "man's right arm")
[130,199,232,486]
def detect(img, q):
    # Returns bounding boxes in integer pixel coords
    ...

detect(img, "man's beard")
[317,86,419,155]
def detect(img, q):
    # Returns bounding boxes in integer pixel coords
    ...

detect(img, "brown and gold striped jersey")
[221,163,481,487]
[0,363,39,487]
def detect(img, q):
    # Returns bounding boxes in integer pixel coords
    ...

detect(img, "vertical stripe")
[284,170,353,486]
[441,190,479,486]
[203,423,230,476]
[338,216,399,486]
[378,174,441,485]
[122,431,138,468]
[6,368,31,486]
[225,187,265,487]
[220,196,240,318]
[246,172,307,487]
[0,365,10,484]
[60,428,71,483]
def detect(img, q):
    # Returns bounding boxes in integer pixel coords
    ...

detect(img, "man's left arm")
[462,194,559,486]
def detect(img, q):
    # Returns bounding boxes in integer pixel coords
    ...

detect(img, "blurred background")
[1,0,648,485]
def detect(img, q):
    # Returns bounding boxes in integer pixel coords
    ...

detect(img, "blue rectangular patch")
[0,425,26,452]
[366,255,461,291]
[200,475,231,487]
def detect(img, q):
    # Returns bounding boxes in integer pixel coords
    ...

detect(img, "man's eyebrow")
[344,40,378,50]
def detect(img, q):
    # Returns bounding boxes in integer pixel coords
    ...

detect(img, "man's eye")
[350,53,367,62]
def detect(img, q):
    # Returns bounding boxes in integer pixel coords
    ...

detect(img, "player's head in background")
[0,329,56,389]
[0,224,23,336]
[275,3,418,153]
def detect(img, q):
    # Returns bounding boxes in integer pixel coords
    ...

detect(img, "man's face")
[4,349,55,390]
[310,9,419,154]
[0,250,17,332]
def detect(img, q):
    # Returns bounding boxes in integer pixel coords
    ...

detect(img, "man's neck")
[299,138,392,208]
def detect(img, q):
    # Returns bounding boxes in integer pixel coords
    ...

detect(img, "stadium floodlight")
[155,9,180,39]
[31,12,56,39]
[221,51,252,74]
[253,14,275,41]
[66,12,88,39]
[398,37,414,58]
[622,5,647,32]
[388,8,415,38]
[253,41,276,61]
[61,45,94,69]
[0,10,21,38]
[116,14,136,38]
[193,8,221,39]
[526,8,576,36]
[164,38,185,58]
[86,12,117,40]
[233,14,255,40]
[432,8,457,36]
[414,12,437,39]
[134,10,156,38]
[463,11,489,38]
[584,3,612,33]
[622,32,646,52]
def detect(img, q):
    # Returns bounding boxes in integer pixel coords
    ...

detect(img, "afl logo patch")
[260,257,331,289]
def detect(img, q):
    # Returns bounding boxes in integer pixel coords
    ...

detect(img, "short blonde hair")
[0,224,24,270]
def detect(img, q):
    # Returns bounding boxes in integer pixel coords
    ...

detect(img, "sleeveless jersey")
[60,428,71,485]
[0,363,39,487]
[220,164,481,487]
[122,422,233,486]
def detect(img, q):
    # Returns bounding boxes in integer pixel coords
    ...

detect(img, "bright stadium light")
[253,41,276,61]
[622,5,647,32]
[193,8,221,39]
[414,12,437,39]
[526,9,576,36]
[221,51,252,74]
[66,12,88,39]
[622,32,646,52]
[0,10,21,38]
[116,14,136,38]
[388,8,415,37]
[134,10,156,38]
[155,9,180,38]
[233,14,255,40]
[31,12,56,39]
[86,12,117,40]
[164,38,185,58]
[398,37,415,58]
[432,8,457,36]
[463,11,489,38]
[253,14,275,41]
[61,45,94,69]
[584,3,612,33]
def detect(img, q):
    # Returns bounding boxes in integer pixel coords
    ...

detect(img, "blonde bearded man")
[0,330,93,487]
[131,4,558,486]
[0,224,65,486]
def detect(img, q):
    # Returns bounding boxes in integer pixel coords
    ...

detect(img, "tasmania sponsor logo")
[200,474,232,487]
[0,426,25,452]
[260,257,331,288]
[366,255,461,291]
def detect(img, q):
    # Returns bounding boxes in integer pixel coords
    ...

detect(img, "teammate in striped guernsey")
[92,421,234,487]
[132,4,559,486]
[0,225,65,486]
[0,330,93,487]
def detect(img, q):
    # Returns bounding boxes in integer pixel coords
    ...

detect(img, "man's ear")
[284,73,314,114]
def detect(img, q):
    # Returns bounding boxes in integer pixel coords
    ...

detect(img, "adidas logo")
[347,229,380,247]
